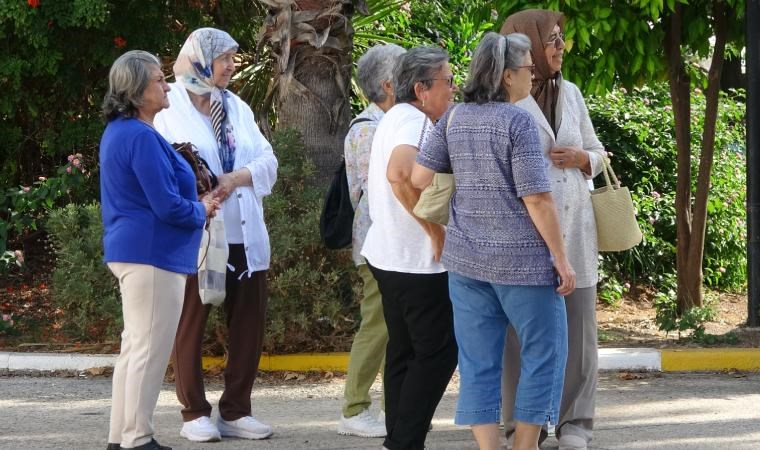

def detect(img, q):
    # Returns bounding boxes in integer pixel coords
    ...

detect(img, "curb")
[2,348,759,373]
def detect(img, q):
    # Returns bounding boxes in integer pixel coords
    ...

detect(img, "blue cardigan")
[100,117,206,274]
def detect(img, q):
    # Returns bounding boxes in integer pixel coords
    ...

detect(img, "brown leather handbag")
[171,142,218,196]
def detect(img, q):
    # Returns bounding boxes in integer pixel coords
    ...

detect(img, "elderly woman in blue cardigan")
[100,50,218,450]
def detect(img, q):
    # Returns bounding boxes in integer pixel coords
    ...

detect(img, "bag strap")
[446,105,459,137]
[600,157,622,190]
[349,117,372,129]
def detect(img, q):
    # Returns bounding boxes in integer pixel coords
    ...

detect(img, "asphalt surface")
[1,371,759,449]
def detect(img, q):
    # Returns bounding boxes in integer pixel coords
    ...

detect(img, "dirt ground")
[2,272,759,351]
[596,289,760,348]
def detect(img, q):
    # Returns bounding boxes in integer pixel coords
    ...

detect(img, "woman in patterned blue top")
[412,32,575,450]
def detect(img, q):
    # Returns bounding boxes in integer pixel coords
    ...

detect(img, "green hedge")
[588,84,746,303]
[45,130,360,352]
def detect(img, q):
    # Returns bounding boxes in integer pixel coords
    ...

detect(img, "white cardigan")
[516,81,605,288]
[155,83,278,274]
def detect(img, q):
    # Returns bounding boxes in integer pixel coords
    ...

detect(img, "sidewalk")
[1,371,759,449]
[2,347,760,373]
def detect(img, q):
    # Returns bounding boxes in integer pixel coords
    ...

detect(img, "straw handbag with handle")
[590,157,643,252]
[413,106,458,225]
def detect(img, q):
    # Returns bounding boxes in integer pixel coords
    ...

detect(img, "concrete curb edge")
[2,348,759,373]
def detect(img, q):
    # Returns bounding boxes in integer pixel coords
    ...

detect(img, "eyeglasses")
[423,76,455,88]
[518,64,536,76]
[545,32,565,49]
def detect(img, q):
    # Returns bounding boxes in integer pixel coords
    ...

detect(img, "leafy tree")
[493,0,746,313]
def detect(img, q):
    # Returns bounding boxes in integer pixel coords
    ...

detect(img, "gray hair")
[102,50,162,121]
[462,32,531,104]
[393,46,449,104]
[357,44,407,104]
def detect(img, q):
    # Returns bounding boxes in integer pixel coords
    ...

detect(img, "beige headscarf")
[501,9,565,134]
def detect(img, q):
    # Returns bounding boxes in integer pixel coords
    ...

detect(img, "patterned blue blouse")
[417,102,557,286]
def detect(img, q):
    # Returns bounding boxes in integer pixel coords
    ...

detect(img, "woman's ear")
[503,70,513,89]
[413,81,427,104]
[381,79,394,97]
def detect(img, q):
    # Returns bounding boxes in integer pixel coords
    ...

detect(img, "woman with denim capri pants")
[412,32,575,450]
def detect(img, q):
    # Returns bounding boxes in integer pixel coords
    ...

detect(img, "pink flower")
[66,166,72,173]
[718,267,726,273]
[2,314,11,322]
[38,176,47,181]
[72,158,81,167]
[22,186,31,193]
[652,191,661,200]
[67,155,74,162]
[14,250,24,264]
[624,283,631,289]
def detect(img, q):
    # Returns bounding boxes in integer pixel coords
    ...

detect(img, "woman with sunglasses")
[500,9,607,450]
[411,32,575,450]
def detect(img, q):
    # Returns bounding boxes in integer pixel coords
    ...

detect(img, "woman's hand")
[201,196,220,218]
[553,254,576,296]
[549,146,590,173]
[427,223,446,262]
[211,173,237,202]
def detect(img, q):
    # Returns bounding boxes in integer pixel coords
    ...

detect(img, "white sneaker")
[180,416,221,442]
[337,409,387,438]
[217,416,273,440]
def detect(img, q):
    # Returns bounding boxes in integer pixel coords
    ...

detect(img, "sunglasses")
[545,32,565,49]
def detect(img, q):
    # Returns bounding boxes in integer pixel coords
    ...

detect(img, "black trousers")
[369,264,458,450]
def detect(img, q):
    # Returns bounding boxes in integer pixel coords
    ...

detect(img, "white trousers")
[107,263,186,448]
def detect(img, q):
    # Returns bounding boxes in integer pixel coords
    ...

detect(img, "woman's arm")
[411,163,435,190]
[131,132,207,229]
[522,192,576,295]
[387,144,445,261]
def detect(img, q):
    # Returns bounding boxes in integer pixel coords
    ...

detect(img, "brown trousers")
[172,244,268,422]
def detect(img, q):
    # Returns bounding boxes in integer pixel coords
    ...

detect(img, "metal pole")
[747,0,760,327]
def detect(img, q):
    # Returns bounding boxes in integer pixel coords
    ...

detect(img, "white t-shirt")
[361,103,445,274]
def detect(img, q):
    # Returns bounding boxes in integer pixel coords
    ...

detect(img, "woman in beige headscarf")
[500,9,606,450]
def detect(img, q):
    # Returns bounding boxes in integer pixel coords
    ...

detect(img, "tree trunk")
[687,1,729,309]
[278,37,353,186]
[259,0,359,186]
[666,4,697,313]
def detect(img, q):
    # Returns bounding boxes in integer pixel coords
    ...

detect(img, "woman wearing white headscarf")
[154,28,278,443]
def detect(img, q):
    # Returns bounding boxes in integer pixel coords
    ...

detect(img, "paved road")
[1,371,759,449]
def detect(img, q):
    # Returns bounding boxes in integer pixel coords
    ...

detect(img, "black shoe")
[120,439,171,450]
[106,445,120,450]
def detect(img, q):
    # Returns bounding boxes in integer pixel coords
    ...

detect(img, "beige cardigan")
[516,80,606,288]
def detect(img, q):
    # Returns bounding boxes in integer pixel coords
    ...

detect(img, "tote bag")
[197,215,228,305]
[413,106,458,225]
[590,157,643,252]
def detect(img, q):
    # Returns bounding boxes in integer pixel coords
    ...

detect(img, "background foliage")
[589,84,746,303]
[1,0,750,348]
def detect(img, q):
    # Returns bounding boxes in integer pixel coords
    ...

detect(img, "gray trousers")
[501,285,598,444]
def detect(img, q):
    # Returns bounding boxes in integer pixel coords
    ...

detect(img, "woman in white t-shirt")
[360,46,458,450]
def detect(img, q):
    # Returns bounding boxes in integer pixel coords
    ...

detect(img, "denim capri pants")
[448,272,568,426]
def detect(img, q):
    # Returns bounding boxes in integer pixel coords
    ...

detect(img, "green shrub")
[588,84,747,303]
[1,154,89,275]
[46,203,120,340]
[259,129,360,353]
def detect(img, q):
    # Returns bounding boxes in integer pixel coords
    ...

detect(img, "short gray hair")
[102,50,162,121]
[393,46,449,104]
[357,44,407,103]
[462,32,531,104]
